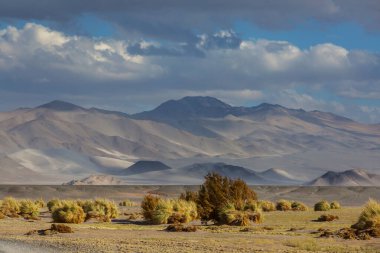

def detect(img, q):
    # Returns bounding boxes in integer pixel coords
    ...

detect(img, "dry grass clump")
[219,203,263,226]
[119,199,135,207]
[1,197,20,218]
[0,211,4,219]
[47,199,64,212]
[316,214,339,222]
[352,199,380,230]
[34,199,45,208]
[19,199,40,220]
[80,199,119,222]
[257,200,275,212]
[276,200,292,211]
[291,201,308,211]
[52,201,85,224]
[141,195,160,220]
[330,201,341,209]
[149,198,198,225]
[166,224,197,232]
[314,200,331,211]
[51,224,73,233]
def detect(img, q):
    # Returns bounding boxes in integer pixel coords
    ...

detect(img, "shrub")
[257,200,276,212]
[276,200,292,211]
[80,199,119,222]
[35,199,45,208]
[0,211,4,219]
[51,224,73,233]
[291,201,308,211]
[244,200,260,212]
[219,203,263,226]
[1,197,20,218]
[19,200,40,220]
[316,214,339,222]
[119,199,135,207]
[151,199,173,224]
[47,199,64,212]
[179,191,199,203]
[166,224,197,232]
[52,201,85,224]
[141,195,160,220]
[352,199,380,230]
[197,172,257,222]
[150,199,198,225]
[330,201,341,210]
[314,200,331,211]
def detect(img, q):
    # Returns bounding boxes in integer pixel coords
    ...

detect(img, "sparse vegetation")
[35,198,46,208]
[291,201,308,211]
[316,214,339,222]
[257,200,276,212]
[179,190,199,203]
[330,201,341,209]
[141,195,160,220]
[352,199,380,230]
[1,197,20,218]
[166,224,197,232]
[149,198,198,225]
[276,200,292,211]
[197,172,257,223]
[47,199,64,212]
[119,199,135,207]
[52,201,85,224]
[219,203,263,226]
[19,199,40,220]
[80,199,119,222]
[314,200,331,211]
[51,224,73,233]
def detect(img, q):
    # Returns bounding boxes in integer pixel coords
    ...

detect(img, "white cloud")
[0,23,380,123]
[0,23,163,83]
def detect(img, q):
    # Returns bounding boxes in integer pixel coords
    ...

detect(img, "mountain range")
[0,96,379,185]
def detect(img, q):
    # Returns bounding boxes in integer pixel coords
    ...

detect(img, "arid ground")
[0,186,379,253]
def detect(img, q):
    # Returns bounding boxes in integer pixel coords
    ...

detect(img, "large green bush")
[197,172,257,222]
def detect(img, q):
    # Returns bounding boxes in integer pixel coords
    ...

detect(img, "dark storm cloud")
[1,1,380,39]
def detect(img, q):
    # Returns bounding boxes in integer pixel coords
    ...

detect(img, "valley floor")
[0,207,380,253]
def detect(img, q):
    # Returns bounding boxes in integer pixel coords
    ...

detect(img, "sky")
[0,0,380,123]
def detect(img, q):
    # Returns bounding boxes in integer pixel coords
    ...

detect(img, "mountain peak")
[37,100,85,111]
[134,96,233,119]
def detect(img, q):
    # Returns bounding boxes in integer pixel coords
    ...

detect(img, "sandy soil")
[0,207,380,253]
[0,185,379,205]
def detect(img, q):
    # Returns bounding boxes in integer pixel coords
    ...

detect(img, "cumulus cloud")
[0,23,163,90]
[0,23,380,123]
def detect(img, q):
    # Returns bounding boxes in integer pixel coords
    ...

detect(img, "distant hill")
[307,169,380,186]
[124,161,172,175]
[0,96,379,184]
[64,175,126,185]
[258,168,302,184]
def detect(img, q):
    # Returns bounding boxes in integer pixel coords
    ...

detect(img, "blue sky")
[0,0,380,122]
